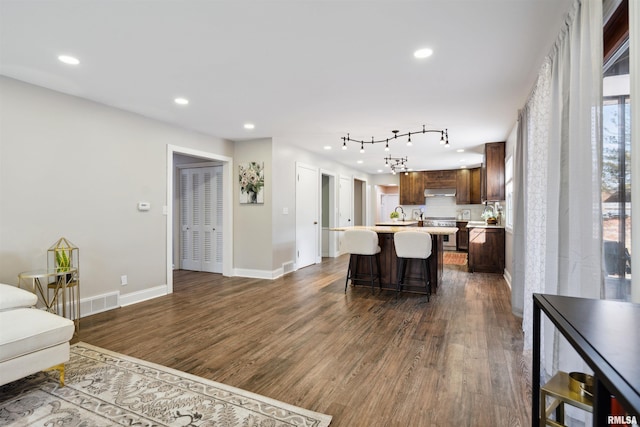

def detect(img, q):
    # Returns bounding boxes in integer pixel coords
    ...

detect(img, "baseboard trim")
[233,268,281,280]
[119,285,168,307]
[503,269,512,290]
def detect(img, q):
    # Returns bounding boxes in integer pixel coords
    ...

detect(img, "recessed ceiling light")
[244,123,255,130]
[460,165,467,169]
[377,169,383,173]
[459,158,466,162]
[357,160,363,164]
[323,146,332,150]
[174,97,189,105]
[414,48,433,59]
[456,149,465,153]
[388,184,398,186]
[58,55,80,65]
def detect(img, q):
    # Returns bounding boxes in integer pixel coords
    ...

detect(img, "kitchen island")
[331,225,458,293]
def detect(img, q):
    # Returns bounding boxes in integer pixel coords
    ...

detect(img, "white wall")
[233,138,273,274]
[0,77,233,303]
[271,138,374,271]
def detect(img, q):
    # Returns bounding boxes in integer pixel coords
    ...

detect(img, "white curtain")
[514,0,602,380]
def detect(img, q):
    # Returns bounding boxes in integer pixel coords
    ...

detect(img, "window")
[505,155,513,230]
[602,41,631,301]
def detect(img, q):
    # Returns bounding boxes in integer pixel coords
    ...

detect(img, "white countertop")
[330,225,458,235]
[466,221,505,229]
[375,220,419,226]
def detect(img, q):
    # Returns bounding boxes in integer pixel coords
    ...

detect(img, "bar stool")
[342,229,381,293]
[393,231,432,299]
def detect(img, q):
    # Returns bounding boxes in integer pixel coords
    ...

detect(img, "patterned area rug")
[0,342,332,426]
[443,251,467,265]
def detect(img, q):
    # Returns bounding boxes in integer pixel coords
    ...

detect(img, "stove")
[423,217,456,227]
[423,217,457,250]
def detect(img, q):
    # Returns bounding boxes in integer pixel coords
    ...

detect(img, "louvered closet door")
[180,166,223,273]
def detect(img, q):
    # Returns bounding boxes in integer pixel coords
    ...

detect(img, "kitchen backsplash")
[401,198,505,222]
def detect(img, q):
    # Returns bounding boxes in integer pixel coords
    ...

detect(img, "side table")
[541,371,593,426]
[18,268,80,332]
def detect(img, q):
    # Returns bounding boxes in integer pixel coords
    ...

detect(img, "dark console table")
[532,294,639,426]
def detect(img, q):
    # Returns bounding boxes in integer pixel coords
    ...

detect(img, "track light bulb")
[407,133,412,146]
[385,140,389,151]
[360,142,365,153]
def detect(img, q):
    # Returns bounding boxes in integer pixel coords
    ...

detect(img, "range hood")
[424,188,456,197]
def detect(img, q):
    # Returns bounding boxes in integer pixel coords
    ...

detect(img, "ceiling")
[0,0,573,175]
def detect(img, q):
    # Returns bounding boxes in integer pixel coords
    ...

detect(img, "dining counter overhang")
[331,225,458,293]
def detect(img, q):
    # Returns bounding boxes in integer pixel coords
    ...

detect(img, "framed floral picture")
[239,161,264,204]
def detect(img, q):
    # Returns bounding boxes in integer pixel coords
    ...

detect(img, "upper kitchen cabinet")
[470,167,482,204]
[456,167,482,205]
[424,170,456,189]
[399,171,424,205]
[482,142,505,201]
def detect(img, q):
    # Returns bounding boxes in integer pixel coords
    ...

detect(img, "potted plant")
[390,211,400,222]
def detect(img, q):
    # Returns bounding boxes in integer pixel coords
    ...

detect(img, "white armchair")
[0,283,74,386]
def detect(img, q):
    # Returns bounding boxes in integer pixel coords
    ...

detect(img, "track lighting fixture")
[384,155,408,175]
[341,125,449,151]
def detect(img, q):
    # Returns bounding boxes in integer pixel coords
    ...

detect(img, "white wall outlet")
[120,275,128,286]
[283,207,289,215]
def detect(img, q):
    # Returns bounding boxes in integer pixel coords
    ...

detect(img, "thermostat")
[137,202,151,211]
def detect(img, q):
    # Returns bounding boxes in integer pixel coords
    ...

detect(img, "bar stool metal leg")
[421,258,431,301]
[345,254,356,293]
[369,255,375,293]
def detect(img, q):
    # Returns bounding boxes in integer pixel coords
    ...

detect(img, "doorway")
[321,171,337,258]
[166,145,233,294]
[354,178,366,226]
[380,193,399,224]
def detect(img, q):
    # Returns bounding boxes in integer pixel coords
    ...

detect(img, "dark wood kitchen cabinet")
[468,226,505,273]
[456,168,482,205]
[399,171,424,205]
[456,169,470,204]
[470,167,482,204]
[482,142,505,201]
[424,170,456,189]
[456,221,469,251]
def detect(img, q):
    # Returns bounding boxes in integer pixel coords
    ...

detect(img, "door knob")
[313,221,318,225]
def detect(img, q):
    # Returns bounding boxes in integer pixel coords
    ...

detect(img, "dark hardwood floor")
[76,255,530,426]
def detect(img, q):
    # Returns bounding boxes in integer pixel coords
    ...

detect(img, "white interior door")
[339,176,353,254]
[180,166,223,273]
[339,176,353,227]
[296,163,319,269]
[381,193,399,223]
